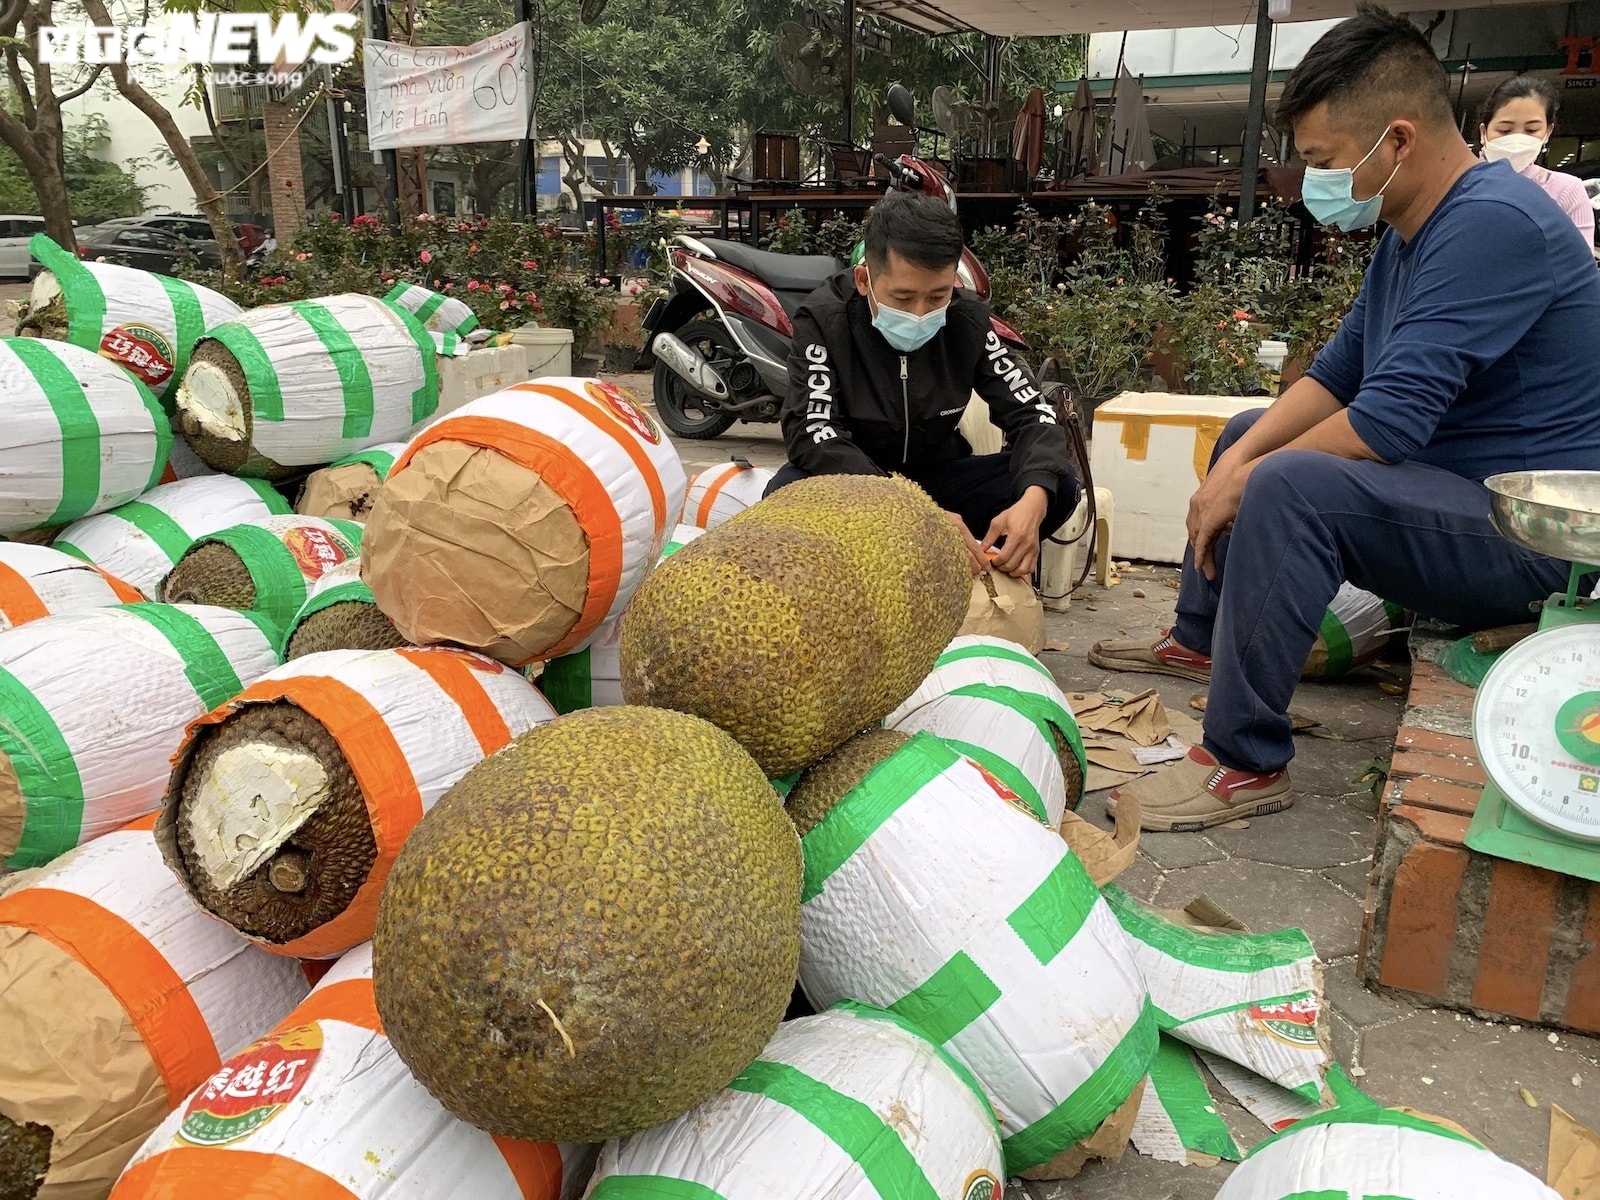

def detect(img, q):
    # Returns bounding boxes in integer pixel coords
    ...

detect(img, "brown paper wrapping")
[0,926,167,1199]
[1059,787,1139,886]
[0,751,21,862]
[957,571,1045,654]
[1020,1077,1147,1180]
[361,439,591,665]
[296,462,384,522]
[1550,1104,1600,1199]
[5,528,60,547]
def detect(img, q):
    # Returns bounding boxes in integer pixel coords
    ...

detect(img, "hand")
[981,487,1050,579]
[945,511,988,575]
[1186,461,1251,580]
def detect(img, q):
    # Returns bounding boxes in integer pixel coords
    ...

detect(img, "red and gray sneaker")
[1105,746,1291,832]
[1088,629,1213,683]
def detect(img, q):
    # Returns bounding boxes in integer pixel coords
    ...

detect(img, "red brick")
[1564,887,1600,1031]
[1391,776,1481,818]
[1389,747,1487,788]
[1389,804,1472,846]
[1472,861,1561,1020]
[1404,683,1478,714]
[1395,727,1478,757]
[1378,821,1471,996]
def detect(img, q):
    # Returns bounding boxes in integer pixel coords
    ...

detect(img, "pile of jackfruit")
[0,256,1557,1200]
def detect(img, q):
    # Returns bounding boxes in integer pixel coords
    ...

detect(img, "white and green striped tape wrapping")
[28,233,243,404]
[185,293,443,470]
[1215,1069,1561,1200]
[885,634,1087,825]
[1129,1034,1243,1164]
[384,281,481,337]
[540,524,705,715]
[588,1003,1005,1200]
[284,557,380,647]
[1305,583,1406,679]
[0,336,171,535]
[329,442,406,482]
[0,604,280,870]
[169,515,363,633]
[797,733,1156,1174]
[54,475,292,599]
[1103,885,1327,1101]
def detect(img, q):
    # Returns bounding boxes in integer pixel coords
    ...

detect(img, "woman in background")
[1480,75,1595,247]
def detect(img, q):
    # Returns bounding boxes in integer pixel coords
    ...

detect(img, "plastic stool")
[1039,487,1114,612]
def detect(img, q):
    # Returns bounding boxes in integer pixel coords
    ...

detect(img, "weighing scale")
[1467,471,1600,881]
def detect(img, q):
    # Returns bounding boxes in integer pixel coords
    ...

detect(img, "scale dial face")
[1475,623,1600,843]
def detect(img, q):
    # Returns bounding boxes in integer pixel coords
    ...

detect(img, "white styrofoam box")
[510,325,574,378]
[1089,393,1265,565]
[435,344,529,418]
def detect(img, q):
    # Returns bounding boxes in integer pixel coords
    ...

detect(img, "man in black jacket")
[765,191,1079,577]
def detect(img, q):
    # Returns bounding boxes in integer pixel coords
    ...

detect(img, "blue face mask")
[1301,127,1402,232]
[866,268,949,352]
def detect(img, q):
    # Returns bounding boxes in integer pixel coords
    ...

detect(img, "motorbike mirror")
[887,84,916,127]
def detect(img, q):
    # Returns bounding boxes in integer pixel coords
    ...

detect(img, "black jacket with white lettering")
[781,271,1071,500]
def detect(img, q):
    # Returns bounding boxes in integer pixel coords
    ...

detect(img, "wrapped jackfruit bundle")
[1102,886,1327,1101]
[283,557,408,660]
[362,378,687,667]
[886,635,1087,825]
[161,515,363,631]
[1303,582,1407,679]
[175,293,443,478]
[54,475,293,599]
[587,1003,1003,1200]
[160,645,556,958]
[0,821,312,1200]
[680,461,775,529]
[792,730,1156,1178]
[1215,1069,1560,1200]
[154,438,216,485]
[540,523,704,714]
[20,234,244,403]
[112,941,595,1200]
[0,542,144,631]
[0,336,171,535]
[0,604,280,870]
[383,281,480,337]
[295,442,407,522]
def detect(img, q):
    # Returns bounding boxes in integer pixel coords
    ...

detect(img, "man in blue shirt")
[1091,2,1600,831]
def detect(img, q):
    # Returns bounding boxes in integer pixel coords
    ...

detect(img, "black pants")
[765,453,1078,544]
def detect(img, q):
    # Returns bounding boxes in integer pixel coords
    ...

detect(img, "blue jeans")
[1174,409,1570,773]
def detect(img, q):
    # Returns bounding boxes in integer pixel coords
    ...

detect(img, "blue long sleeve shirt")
[1307,159,1600,481]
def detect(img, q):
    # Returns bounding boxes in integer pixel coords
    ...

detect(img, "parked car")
[72,224,215,274]
[0,215,47,278]
[102,213,266,257]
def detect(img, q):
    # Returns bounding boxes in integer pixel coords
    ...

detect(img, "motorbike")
[637,91,1030,439]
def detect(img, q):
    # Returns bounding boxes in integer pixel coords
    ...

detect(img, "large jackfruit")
[371,705,802,1145]
[620,474,969,776]
[786,727,909,836]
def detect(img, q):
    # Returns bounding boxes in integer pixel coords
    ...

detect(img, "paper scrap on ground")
[1070,688,1172,745]
[1550,1104,1600,1200]
[1135,735,1190,766]
[1073,689,1203,792]
[1199,1050,1325,1134]
[1132,1035,1244,1164]
[1059,786,1140,885]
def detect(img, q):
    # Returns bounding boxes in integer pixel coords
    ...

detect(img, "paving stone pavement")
[632,372,1600,1193]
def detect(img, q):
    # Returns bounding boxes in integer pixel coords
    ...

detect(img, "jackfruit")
[787,728,909,836]
[285,600,407,660]
[371,705,802,1144]
[726,473,970,718]
[620,523,889,776]
[160,516,362,630]
[0,1118,49,1200]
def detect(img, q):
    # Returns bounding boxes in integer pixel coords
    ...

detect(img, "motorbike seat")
[698,239,842,294]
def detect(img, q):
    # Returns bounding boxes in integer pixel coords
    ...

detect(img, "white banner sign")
[364,22,530,151]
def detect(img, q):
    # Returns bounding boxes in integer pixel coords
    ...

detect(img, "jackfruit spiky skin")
[619,524,889,776]
[0,1116,49,1200]
[285,601,408,659]
[170,701,375,944]
[787,728,909,837]
[728,473,970,719]
[371,706,803,1144]
[162,540,257,609]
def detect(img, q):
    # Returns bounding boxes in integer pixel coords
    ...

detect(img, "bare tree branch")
[56,61,104,103]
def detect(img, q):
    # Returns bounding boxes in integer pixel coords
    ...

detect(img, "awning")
[1031,164,1307,201]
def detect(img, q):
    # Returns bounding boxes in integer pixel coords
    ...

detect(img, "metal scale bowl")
[1467,470,1600,878]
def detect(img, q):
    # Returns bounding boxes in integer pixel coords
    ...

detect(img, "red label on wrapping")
[177,1024,323,1146]
[586,379,663,445]
[100,323,174,387]
[284,525,351,580]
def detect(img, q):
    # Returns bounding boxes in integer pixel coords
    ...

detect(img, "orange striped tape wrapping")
[694,463,744,529]
[0,558,50,626]
[396,415,623,662]
[97,566,147,604]
[522,382,668,531]
[114,1148,361,1200]
[393,648,512,754]
[0,887,217,1105]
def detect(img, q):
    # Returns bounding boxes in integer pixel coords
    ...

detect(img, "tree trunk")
[80,0,243,275]
[0,111,72,249]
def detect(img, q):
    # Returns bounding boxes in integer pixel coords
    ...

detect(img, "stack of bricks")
[1359,656,1600,1033]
